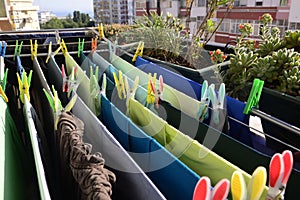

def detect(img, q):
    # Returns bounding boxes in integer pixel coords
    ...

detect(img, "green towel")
[0,98,29,199]
[128,97,268,199]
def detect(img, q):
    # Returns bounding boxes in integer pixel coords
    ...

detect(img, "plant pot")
[259,87,300,152]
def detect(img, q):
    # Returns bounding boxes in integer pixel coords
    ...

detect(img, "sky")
[33,0,93,16]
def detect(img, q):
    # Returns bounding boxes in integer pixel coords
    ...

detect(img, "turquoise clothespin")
[0,41,8,91]
[14,40,23,61]
[198,80,210,121]
[243,78,264,114]
[208,83,226,125]
[78,38,85,58]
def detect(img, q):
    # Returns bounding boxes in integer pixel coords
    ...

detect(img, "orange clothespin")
[91,37,98,52]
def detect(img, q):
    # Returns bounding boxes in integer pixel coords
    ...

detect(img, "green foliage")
[222,13,300,100]
[41,11,94,29]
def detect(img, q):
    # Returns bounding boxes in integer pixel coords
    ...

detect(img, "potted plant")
[220,13,300,151]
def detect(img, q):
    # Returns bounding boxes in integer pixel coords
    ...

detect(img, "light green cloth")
[0,98,28,199]
[128,97,268,199]
[110,53,202,119]
[23,96,51,200]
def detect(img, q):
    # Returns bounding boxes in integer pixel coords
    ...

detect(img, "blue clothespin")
[208,83,226,125]
[243,78,264,114]
[0,41,7,57]
[198,80,210,121]
[78,38,85,58]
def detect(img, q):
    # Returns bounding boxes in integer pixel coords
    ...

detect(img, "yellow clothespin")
[60,39,68,56]
[132,41,144,62]
[98,23,105,40]
[113,70,126,100]
[30,39,38,60]
[17,70,32,104]
[146,73,156,106]
[0,85,8,102]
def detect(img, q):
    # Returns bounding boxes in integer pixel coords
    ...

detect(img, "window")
[255,1,263,6]
[197,0,206,7]
[280,0,287,6]
[234,0,240,6]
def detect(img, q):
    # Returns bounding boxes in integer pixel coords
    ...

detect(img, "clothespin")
[243,78,264,114]
[30,39,38,60]
[90,66,101,116]
[150,75,164,109]
[208,83,226,125]
[124,75,139,108]
[0,41,7,57]
[113,70,126,100]
[59,39,68,56]
[14,40,23,61]
[0,85,8,102]
[0,41,8,88]
[91,37,98,52]
[55,30,61,44]
[43,85,78,130]
[0,68,8,92]
[62,64,83,98]
[98,23,105,40]
[198,80,210,121]
[78,38,85,58]
[132,41,144,62]
[146,73,156,107]
[17,70,32,104]
[101,73,107,96]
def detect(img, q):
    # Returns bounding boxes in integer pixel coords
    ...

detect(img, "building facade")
[38,11,56,24]
[93,0,134,25]
[0,0,12,31]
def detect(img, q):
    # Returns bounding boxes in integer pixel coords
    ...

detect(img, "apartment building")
[38,11,56,24]
[93,0,134,24]
[6,0,40,31]
[215,0,291,44]
[0,0,12,31]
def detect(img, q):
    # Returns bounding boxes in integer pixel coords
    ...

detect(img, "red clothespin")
[62,64,69,93]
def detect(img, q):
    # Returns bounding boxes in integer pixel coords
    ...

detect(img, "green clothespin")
[78,38,85,58]
[43,85,77,130]
[14,40,23,61]
[0,68,8,92]
[90,66,101,116]
[17,69,32,104]
[243,78,264,114]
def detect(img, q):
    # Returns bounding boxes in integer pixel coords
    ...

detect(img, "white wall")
[289,0,300,22]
